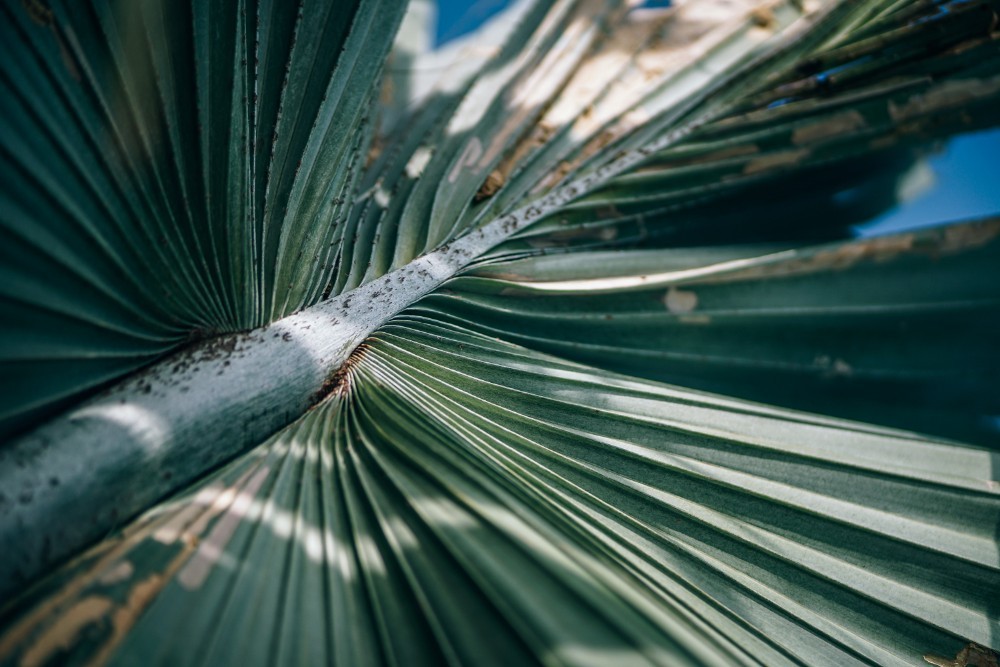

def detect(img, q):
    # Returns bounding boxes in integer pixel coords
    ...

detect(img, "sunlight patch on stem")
[72,403,169,454]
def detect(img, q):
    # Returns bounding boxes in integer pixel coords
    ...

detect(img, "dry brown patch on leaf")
[87,554,193,667]
[18,597,113,667]
[742,148,809,175]
[924,643,999,667]
[889,77,1000,122]
[792,110,866,145]
[700,218,1000,286]
[475,170,506,202]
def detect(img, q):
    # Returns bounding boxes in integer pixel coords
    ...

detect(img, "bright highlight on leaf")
[1,0,999,665]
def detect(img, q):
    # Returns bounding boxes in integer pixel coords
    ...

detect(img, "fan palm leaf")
[1,0,999,665]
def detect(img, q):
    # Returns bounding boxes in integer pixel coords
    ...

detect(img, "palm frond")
[2,0,999,664]
[3,318,997,665]
[0,0,405,435]
[459,218,1000,442]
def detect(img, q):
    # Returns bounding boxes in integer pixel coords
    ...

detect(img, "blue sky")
[435,0,513,45]
[856,128,1000,237]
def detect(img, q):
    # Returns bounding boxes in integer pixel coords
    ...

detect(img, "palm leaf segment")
[1,0,999,665]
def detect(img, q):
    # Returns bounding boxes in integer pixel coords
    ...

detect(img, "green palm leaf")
[1,0,998,665]
[459,219,1000,442]
[3,319,997,665]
